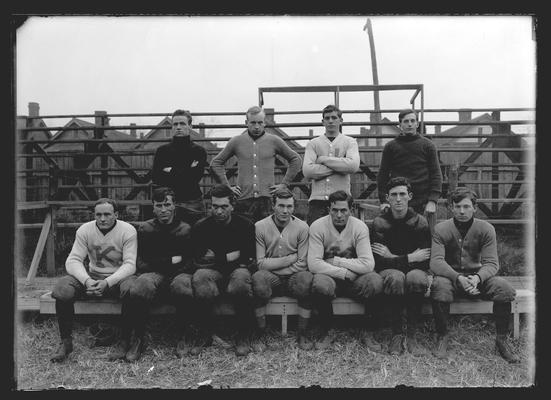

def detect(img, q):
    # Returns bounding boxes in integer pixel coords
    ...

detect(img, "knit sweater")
[191,213,256,275]
[151,138,208,202]
[308,215,374,280]
[137,217,193,275]
[65,220,137,287]
[377,134,442,205]
[255,215,309,276]
[371,207,431,273]
[430,218,499,283]
[210,132,302,200]
[302,134,360,201]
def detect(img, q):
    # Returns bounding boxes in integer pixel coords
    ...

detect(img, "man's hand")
[88,280,109,297]
[162,167,172,173]
[226,250,241,263]
[425,200,436,214]
[325,257,335,266]
[407,248,431,263]
[379,203,390,213]
[85,277,98,295]
[202,249,216,262]
[466,274,481,295]
[344,269,358,282]
[457,275,479,295]
[172,255,182,264]
[190,160,199,168]
[287,253,299,265]
[371,243,395,258]
[230,186,242,197]
[269,183,288,195]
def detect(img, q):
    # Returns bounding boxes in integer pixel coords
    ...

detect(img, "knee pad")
[430,276,454,303]
[252,271,272,300]
[405,270,429,294]
[354,272,384,298]
[170,275,194,298]
[192,271,219,300]
[51,277,77,301]
[311,274,336,297]
[291,271,314,298]
[381,270,405,296]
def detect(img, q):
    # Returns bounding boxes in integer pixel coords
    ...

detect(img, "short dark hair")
[209,184,236,204]
[171,109,192,125]
[386,177,412,194]
[94,198,118,213]
[152,186,176,203]
[246,106,265,119]
[449,187,478,207]
[328,190,353,209]
[272,187,294,204]
[322,104,343,119]
[398,109,418,123]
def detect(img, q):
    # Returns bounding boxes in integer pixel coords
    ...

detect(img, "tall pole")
[363,18,382,143]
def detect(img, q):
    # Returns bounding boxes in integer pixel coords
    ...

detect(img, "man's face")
[322,111,343,135]
[273,197,294,225]
[211,196,233,223]
[153,195,175,225]
[246,111,266,137]
[386,185,412,214]
[330,200,351,228]
[94,203,117,230]
[172,115,191,137]
[399,112,419,136]
[452,197,476,222]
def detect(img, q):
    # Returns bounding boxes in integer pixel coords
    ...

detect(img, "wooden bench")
[39,286,534,338]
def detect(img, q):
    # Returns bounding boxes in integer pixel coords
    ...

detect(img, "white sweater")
[302,133,360,201]
[65,220,137,287]
[307,215,374,280]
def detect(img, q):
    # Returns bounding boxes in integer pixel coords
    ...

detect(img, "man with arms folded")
[252,188,314,351]
[371,177,432,356]
[307,190,383,350]
[302,104,360,225]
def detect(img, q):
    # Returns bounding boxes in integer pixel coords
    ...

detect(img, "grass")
[14,313,535,389]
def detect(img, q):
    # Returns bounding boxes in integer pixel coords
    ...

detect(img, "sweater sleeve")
[275,137,302,184]
[256,226,296,271]
[302,141,333,180]
[426,140,443,203]
[430,226,460,283]
[476,224,499,282]
[151,146,170,187]
[65,225,92,285]
[209,138,236,186]
[320,139,360,174]
[333,224,374,274]
[190,145,208,185]
[105,227,137,287]
[377,144,392,204]
[275,224,309,275]
[307,224,347,280]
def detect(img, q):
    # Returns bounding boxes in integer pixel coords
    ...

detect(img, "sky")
[15,15,537,137]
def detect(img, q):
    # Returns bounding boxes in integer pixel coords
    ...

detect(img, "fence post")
[491,112,501,215]
[95,111,108,198]
[446,163,459,219]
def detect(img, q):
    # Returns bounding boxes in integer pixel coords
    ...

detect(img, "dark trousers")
[51,274,135,341]
[310,271,384,330]
[379,268,430,334]
[431,275,516,335]
[192,267,254,335]
[123,271,195,337]
[252,270,314,310]
[176,197,206,226]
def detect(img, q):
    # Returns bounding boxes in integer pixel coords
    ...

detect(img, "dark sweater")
[137,217,193,275]
[377,134,442,206]
[371,207,432,273]
[191,213,256,275]
[151,137,208,202]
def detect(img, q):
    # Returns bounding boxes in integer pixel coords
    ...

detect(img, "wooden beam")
[26,212,52,283]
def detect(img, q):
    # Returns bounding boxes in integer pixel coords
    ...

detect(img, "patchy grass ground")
[15,313,535,389]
